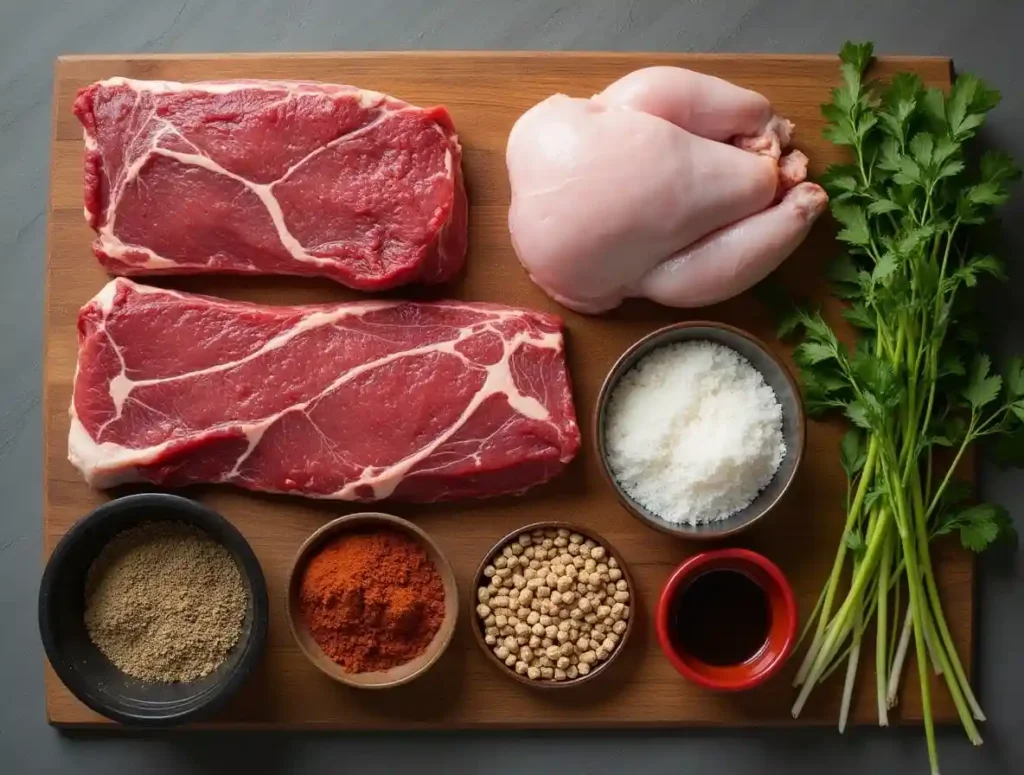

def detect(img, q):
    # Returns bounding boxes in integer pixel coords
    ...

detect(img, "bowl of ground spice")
[287,512,458,689]
[38,493,268,725]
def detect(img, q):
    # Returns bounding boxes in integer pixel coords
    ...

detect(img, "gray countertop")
[2,1,1022,773]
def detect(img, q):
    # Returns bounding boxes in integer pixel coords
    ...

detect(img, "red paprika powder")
[299,528,446,673]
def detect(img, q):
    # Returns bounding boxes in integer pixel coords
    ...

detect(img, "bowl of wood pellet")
[471,522,634,688]
[38,493,269,725]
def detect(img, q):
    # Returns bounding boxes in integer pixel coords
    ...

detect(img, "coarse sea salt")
[604,340,786,525]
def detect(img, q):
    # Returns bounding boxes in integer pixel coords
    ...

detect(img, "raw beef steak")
[69,279,580,502]
[74,78,467,290]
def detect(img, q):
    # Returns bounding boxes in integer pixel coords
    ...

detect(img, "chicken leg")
[632,182,828,308]
[597,66,776,141]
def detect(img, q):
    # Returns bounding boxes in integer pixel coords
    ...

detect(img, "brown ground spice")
[84,522,246,683]
[299,528,445,673]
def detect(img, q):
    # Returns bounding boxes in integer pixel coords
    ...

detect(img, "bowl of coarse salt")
[594,322,805,539]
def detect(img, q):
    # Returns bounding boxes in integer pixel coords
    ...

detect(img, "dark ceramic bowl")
[594,322,805,539]
[38,493,268,726]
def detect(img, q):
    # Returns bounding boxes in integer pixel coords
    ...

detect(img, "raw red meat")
[69,279,580,502]
[73,78,467,290]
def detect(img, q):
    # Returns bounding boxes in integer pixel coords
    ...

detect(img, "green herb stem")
[876,527,893,725]
[889,461,940,775]
[793,438,878,688]
[788,43,1019,773]
[792,506,889,717]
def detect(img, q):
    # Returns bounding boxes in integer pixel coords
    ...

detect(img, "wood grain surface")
[44,52,971,728]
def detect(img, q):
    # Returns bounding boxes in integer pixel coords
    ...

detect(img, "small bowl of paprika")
[286,512,459,689]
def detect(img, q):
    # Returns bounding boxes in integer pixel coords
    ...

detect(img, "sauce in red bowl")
[656,548,796,691]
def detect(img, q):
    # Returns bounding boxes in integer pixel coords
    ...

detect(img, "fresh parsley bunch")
[784,42,1020,775]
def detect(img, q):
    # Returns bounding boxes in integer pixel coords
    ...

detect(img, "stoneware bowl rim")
[655,547,797,691]
[593,320,806,540]
[469,520,636,689]
[286,511,459,690]
[38,492,269,726]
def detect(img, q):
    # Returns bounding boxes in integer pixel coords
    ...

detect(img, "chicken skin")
[507,67,828,314]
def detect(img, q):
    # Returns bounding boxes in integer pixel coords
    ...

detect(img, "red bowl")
[656,548,797,691]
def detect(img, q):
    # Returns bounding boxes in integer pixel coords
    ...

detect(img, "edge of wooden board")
[48,716,969,731]
[53,51,952,67]
[42,53,64,729]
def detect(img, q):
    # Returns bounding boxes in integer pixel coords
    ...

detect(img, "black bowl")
[39,493,269,726]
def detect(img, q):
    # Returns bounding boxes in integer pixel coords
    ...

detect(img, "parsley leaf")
[1004,356,1024,398]
[863,485,888,513]
[833,202,872,246]
[921,87,946,129]
[962,354,1003,410]
[947,74,1001,140]
[794,341,837,366]
[839,41,874,75]
[867,198,901,216]
[966,254,1006,281]
[844,529,867,559]
[910,133,934,168]
[872,253,898,283]
[845,400,873,430]
[980,150,1020,185]
[967,181,1009,207]
[938,353,966,378]
[951,255,1006,288]
[843,302,877,330]
[840,429,866,478]
[961,518,1000,551]
[935,503,1017,552]
[1010,401,1024,424]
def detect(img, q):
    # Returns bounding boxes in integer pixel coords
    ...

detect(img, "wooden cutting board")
[45,52,971,728]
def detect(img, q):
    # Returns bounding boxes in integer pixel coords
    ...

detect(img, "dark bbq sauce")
[669,570,771,666]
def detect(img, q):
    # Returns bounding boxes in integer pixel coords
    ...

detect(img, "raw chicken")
[507,67,829,314]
